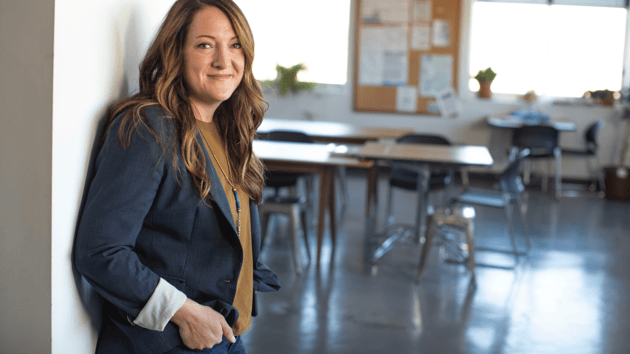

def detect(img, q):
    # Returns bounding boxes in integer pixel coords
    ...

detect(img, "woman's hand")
[171,298,236,350]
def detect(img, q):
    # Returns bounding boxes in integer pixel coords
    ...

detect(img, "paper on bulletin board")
[396,86,418,112]
[413,0,432,22]
[359,26,408,85]
[383,51,408,86]
[411,24,431,51]
[361,0,410,23]
[432,20,450,47]
[419,54,453,96]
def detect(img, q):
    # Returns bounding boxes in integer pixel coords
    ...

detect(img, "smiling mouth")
[208,74,232,80]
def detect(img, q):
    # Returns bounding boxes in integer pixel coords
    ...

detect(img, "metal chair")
[385,134,455,228]
[561,120,605,194]
[511,126,561,199]
[449,149,532,267]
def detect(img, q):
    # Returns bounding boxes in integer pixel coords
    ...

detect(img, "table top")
[258,118,415,143]
[254,140,374,168]
[358,142,494,167]
[487,116,577,132]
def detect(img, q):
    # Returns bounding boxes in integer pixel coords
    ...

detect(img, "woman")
[75,1,279,353]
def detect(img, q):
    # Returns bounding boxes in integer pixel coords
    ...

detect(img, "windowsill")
[461,91,622,109]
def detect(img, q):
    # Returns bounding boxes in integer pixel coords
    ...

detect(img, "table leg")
[316,168,331,264]
[328,168,336,247]
[364,166,379,270]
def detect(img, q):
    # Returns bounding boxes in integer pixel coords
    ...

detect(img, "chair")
[258,130,315,274]
[511,125,561,199]
[259,195,310,274]
[385,134,455,228]
[561,120,605,194]
[449,149,532,266]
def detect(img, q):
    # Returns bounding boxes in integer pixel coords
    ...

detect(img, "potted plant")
[261,63,316,96]
[474,67,497,99]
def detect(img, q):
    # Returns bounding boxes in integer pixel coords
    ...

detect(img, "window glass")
[469,2,627,97]
[236,0,351,85]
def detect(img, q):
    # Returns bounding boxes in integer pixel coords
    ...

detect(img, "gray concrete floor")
[243,173,630,354]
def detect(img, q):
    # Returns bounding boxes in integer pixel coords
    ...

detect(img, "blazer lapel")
[196,133,238,236]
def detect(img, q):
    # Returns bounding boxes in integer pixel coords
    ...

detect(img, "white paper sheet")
[419,54,453,96]
[383,51,408,86]
[411,24,431,51]
[359,26,408,86]
[361,0,409,23]
[435,87,460,118]
[396,86,418,112]
[432,20,450,47]
[413,0,432,22]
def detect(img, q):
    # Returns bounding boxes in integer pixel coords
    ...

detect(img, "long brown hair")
[105,0,267,203]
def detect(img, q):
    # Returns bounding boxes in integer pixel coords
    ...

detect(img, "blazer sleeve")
[75,116,168,319]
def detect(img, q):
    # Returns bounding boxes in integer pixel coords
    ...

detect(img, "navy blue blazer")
[75,106,280,353]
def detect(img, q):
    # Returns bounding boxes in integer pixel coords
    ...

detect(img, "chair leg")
[541,159,549,193]
[416,215,436,282]
[523,159,531,186]
[517,198,531,252]
[300,208,311,263]
[337,166,349,218]
[464,220,476,284]
[385,181,395,227]
[289,205,302,275]
[503,201,519,260]
[259,207,271,250]
[554,147,562,199]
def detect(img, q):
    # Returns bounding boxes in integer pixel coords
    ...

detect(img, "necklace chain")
[197,123,241,238]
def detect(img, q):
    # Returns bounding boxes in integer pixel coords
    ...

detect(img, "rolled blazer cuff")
[133,278,187,331]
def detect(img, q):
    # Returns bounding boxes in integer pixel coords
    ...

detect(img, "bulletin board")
[353,0,462,115]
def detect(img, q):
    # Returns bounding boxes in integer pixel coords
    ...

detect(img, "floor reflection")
[245,174,630,354]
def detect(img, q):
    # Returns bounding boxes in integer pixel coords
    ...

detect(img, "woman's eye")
[198,43,212,49]
[232,43,242,49]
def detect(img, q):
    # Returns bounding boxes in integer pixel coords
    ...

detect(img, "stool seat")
[417,206,476,283]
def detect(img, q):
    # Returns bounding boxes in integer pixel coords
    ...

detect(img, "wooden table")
[357,142,494,273]
[258,118,415,144]
[487,116,577,132]
[254,140,376,264]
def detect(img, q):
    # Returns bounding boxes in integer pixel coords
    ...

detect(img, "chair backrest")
[396,134,451,146]
[584,120,604,153]
[499,148,530,199]
[262,130,314,189]
[511,126,559,151]
[391,134,453,188]
[262,130,315,144]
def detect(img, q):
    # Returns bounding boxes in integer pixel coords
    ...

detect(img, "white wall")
[51,1,175,352]
[263,0,629,178]
[0,1,54,353]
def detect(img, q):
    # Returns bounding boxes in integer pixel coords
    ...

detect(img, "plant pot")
[604,166,630,201]
[603,91,614,106]
[478,81,492,99]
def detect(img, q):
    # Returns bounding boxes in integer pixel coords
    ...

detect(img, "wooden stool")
[259,196,310,275]
[417,206,476,283]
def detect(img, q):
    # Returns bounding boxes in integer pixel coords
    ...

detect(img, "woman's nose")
[211,46,229,69]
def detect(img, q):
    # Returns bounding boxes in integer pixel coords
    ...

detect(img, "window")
[236,0,352,85]
[468,1,628,98]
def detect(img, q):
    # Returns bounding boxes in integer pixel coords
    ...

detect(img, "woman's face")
[183,6,245,113]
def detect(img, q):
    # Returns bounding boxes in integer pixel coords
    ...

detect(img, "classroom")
[1,0,629,353]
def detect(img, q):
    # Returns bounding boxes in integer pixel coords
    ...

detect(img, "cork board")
[353,0,462,115]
